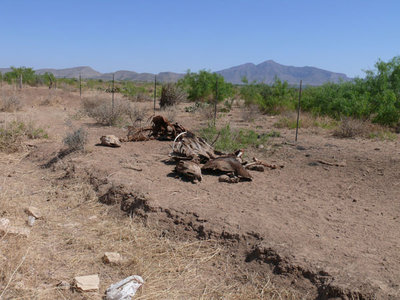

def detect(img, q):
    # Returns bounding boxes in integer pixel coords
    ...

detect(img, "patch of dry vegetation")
[0,120,48,153]
[274,112,338,130]
[333,117,398,140]
[162,105,178,123]
[126,104,149,128]
[159,83,185,108]
[63,127,88,152]
[333,117,366,138]
[82,96,128,126]
[82,94,151,127]
[241,104,260,122]
[0,94,22,112]
[39,90,62,106]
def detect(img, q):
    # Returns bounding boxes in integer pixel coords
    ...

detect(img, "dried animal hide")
[151,115,186,140]
[202,156,252,180]
[175,160,202,182]
[171,132,216,162]
[121,115,186,142]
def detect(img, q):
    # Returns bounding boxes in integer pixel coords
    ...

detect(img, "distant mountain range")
[0,60,350,85]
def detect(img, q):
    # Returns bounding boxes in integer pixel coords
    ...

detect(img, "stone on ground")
[24,206,42,219]
[74,274,100,292]
[100,135,121,147]
[103,252,122,264]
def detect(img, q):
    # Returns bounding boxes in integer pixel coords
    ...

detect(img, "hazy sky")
[1,0,399,77]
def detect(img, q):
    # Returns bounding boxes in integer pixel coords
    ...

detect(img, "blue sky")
[0,0,399,77]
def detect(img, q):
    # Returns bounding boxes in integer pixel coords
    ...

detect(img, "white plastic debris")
[105,275,144,300]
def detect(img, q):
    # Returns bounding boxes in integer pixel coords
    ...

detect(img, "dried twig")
[0,247,30,299]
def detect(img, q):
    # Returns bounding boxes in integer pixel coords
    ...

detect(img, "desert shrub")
[257,78,295,114]
[220,99,234,112]
[121,82,149,101]
[63,127,88,152]
[3,67,36,86]
[0,121,48,153]
[82,97,129,126]
[198,103,215,120]
[241,104,260,122]
[240,77,295,114]
[371,90,400,126]
[163,106,178,123]
[184,102,204,113]
[368,130,397,141]
[126,103,148,127]
[159,83,186,108]
[300,56,400,127]
[199,123,268,152]
[130,92,152,102]
[333,117,366,138]
[178,70,233,103]
[0,95,22,112]
[274,112,338,130]
[240,77,263,106]
[274,116,298,129]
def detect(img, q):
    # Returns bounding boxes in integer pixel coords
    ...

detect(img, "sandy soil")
[1,86,400,299]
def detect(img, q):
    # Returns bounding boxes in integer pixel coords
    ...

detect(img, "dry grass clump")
[82,96,130,126]
[162,105,178,123]
[241,104,260,122]
[130,93,152,102]
[63,127,88,152]
[39,90,61,106]
[126,103,149,128]
[159,83,186,108]
[0,120,48,153]
[198,104,215,120]
[0,156,298,299]
[333,117,366,138]
[333,117,398,141]
[0,95,22,112]
[274,112,338,130]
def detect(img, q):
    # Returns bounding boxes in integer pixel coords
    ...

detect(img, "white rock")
[27,216,36,227]
[74,274,100,292]
[24,206,42,219]
[0,218,10,227]
[106,275,144,300]
[103,252,122,264]
[100,135,121,147]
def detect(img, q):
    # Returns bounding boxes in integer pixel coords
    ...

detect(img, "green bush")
[240,77,295,114]
[300,56,400,127]
[198,123,269,152]
[238,56,400,128]
[178,70,233,103]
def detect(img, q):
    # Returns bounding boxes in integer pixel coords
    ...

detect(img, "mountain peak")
[1,60,350,85]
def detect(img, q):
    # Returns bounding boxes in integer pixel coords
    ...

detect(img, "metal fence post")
[295,80,302,142]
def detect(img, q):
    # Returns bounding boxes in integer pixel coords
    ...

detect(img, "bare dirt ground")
[1,86,399,299]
